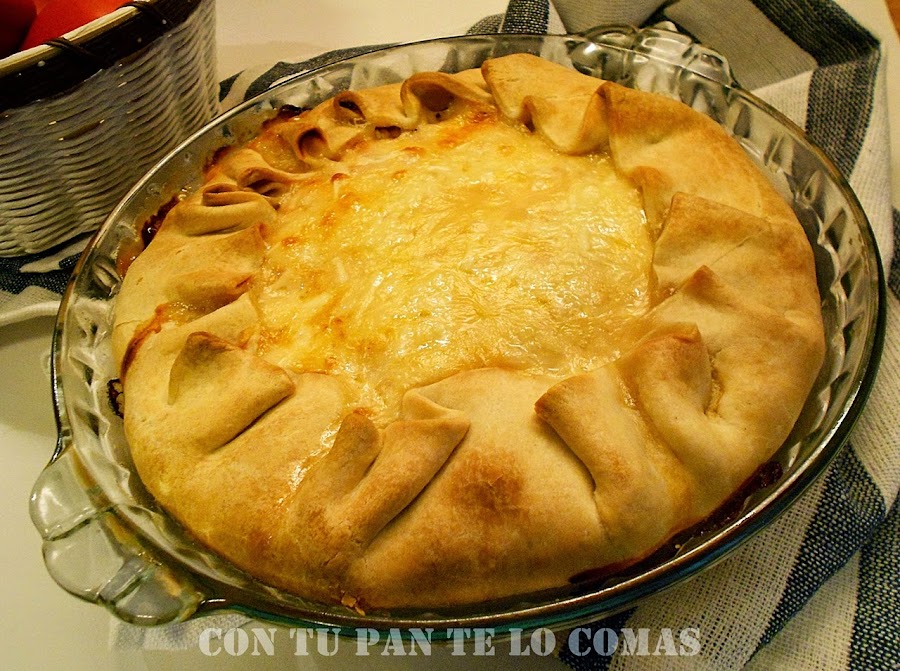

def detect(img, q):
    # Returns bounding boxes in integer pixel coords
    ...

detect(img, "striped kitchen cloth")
[49,0,896,668]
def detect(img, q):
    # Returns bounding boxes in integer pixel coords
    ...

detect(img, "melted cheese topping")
[252,108,650,422]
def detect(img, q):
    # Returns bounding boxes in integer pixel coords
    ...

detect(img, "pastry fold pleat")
[111,224,265,369]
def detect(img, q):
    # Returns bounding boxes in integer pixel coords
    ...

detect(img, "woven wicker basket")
[0,0,219,257]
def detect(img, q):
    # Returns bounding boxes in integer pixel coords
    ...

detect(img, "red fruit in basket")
[0,0,37,57]
[20,0,127,50]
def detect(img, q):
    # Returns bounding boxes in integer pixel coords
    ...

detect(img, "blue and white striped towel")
[6,0,896,668]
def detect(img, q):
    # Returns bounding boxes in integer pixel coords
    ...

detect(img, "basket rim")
[0,0,208,114]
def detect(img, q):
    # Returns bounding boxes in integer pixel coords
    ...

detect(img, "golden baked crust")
[112,54,825,610]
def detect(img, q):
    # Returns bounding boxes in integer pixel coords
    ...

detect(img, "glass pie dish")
[29,28,886,634]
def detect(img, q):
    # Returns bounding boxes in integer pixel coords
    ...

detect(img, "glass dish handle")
[29,437,205,626]
[571,22,738,102]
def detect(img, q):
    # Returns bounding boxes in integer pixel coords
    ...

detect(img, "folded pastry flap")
[199,149,303,204]
[167,372,349,569]
[600,82,797,227]
[301,410,382,499]
[481,53,605,126]
[218,371,347,460]
[208,147,302,186]
[124,304,294,507]
[654,193,822,318]
[283,71,493,166]
[292,398,468,539]
[253,412,383,599]
[112,225,265,370]
[401,70,493,121]
[627,267,825,506]
[279,115,369,163]
[653,265,825,376]
[123,292,260,407]
[524,92,610,154]
[162,191,276,236]
[343,369,613,608]
[627,165,676,232]
[341,403,470,544]
[615,324,734,511]
[247,393,471,603]
[201,184,277,207]
[330,83,413,130]
[122,295,270,499]
[164,332,294,450]
[535,366,690,554]
[126,333,293,494]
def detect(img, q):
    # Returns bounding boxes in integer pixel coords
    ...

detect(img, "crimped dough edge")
[112,53,825,610]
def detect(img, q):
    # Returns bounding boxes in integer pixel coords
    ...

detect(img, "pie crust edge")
[111,53,826,610]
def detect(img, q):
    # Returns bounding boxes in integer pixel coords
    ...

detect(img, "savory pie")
[112,53,825,610]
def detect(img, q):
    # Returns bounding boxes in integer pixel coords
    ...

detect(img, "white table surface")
[1,1,897,670]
